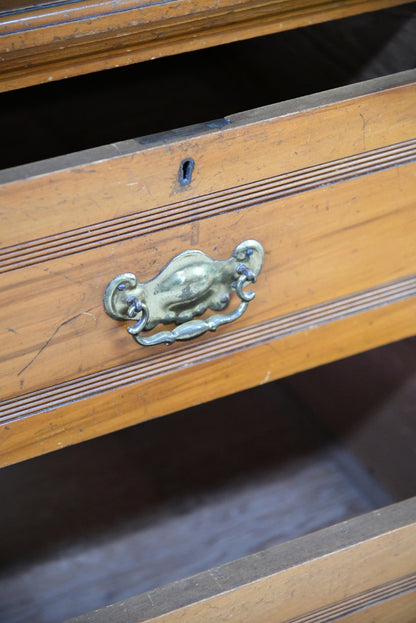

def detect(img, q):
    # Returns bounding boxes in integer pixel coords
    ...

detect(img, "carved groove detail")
[1,274,415,424]
[287,574,416,623]
[1,139,415,273]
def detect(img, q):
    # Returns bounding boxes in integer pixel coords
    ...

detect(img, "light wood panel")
[0,0,407,91]
[1,294,415,467]
[3,276,415,424]
[0,71,415,464]
[67,498,416,623]
[1,163,415,400]
[0,72,415,401]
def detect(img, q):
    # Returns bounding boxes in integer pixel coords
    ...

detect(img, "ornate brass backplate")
[103,239,264,346]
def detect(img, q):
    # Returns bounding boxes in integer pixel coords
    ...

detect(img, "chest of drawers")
[0,2,415,621]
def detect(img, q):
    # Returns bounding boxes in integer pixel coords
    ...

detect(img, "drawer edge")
[0,0,408,91]
[66,497,416,622]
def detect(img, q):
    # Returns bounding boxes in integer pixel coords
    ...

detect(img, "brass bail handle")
[103,239,264,346]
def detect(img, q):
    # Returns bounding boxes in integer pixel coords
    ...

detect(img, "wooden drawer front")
[1,70,416,466]
[67,497,416,623]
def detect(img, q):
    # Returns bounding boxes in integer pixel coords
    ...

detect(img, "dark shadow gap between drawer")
[0,3,415,169]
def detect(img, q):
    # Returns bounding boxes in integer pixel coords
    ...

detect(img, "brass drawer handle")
[104,240,264,346]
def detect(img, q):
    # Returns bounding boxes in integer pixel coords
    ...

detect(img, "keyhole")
[179,158,195,186]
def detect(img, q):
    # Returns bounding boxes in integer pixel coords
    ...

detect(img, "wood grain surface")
[0,0,408,91]
[1,164,416,400]
[0,71,415,465]
[67,497,416,623]
[1,294,415,467]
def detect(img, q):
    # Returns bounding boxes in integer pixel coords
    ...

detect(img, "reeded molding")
[1,273,415,425]
[1,139,415,273]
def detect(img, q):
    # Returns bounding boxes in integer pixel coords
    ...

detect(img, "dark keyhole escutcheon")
[179,158,195,186]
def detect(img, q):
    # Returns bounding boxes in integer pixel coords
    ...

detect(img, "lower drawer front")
[0,70,416,466]
[68,498,416,623]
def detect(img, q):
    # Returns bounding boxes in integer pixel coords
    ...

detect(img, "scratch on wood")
[191,221,199,245]
[112,143,122,156]
[82,311,97,321]
[209,570,224,591]
[17,307,97,377]
[261,370,271,384]
[359,112,369,150]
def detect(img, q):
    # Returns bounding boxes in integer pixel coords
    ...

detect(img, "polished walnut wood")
[0,0,408,92]
[0,70,415,467]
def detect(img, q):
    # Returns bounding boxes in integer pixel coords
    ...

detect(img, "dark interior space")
[1,3,415,169]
